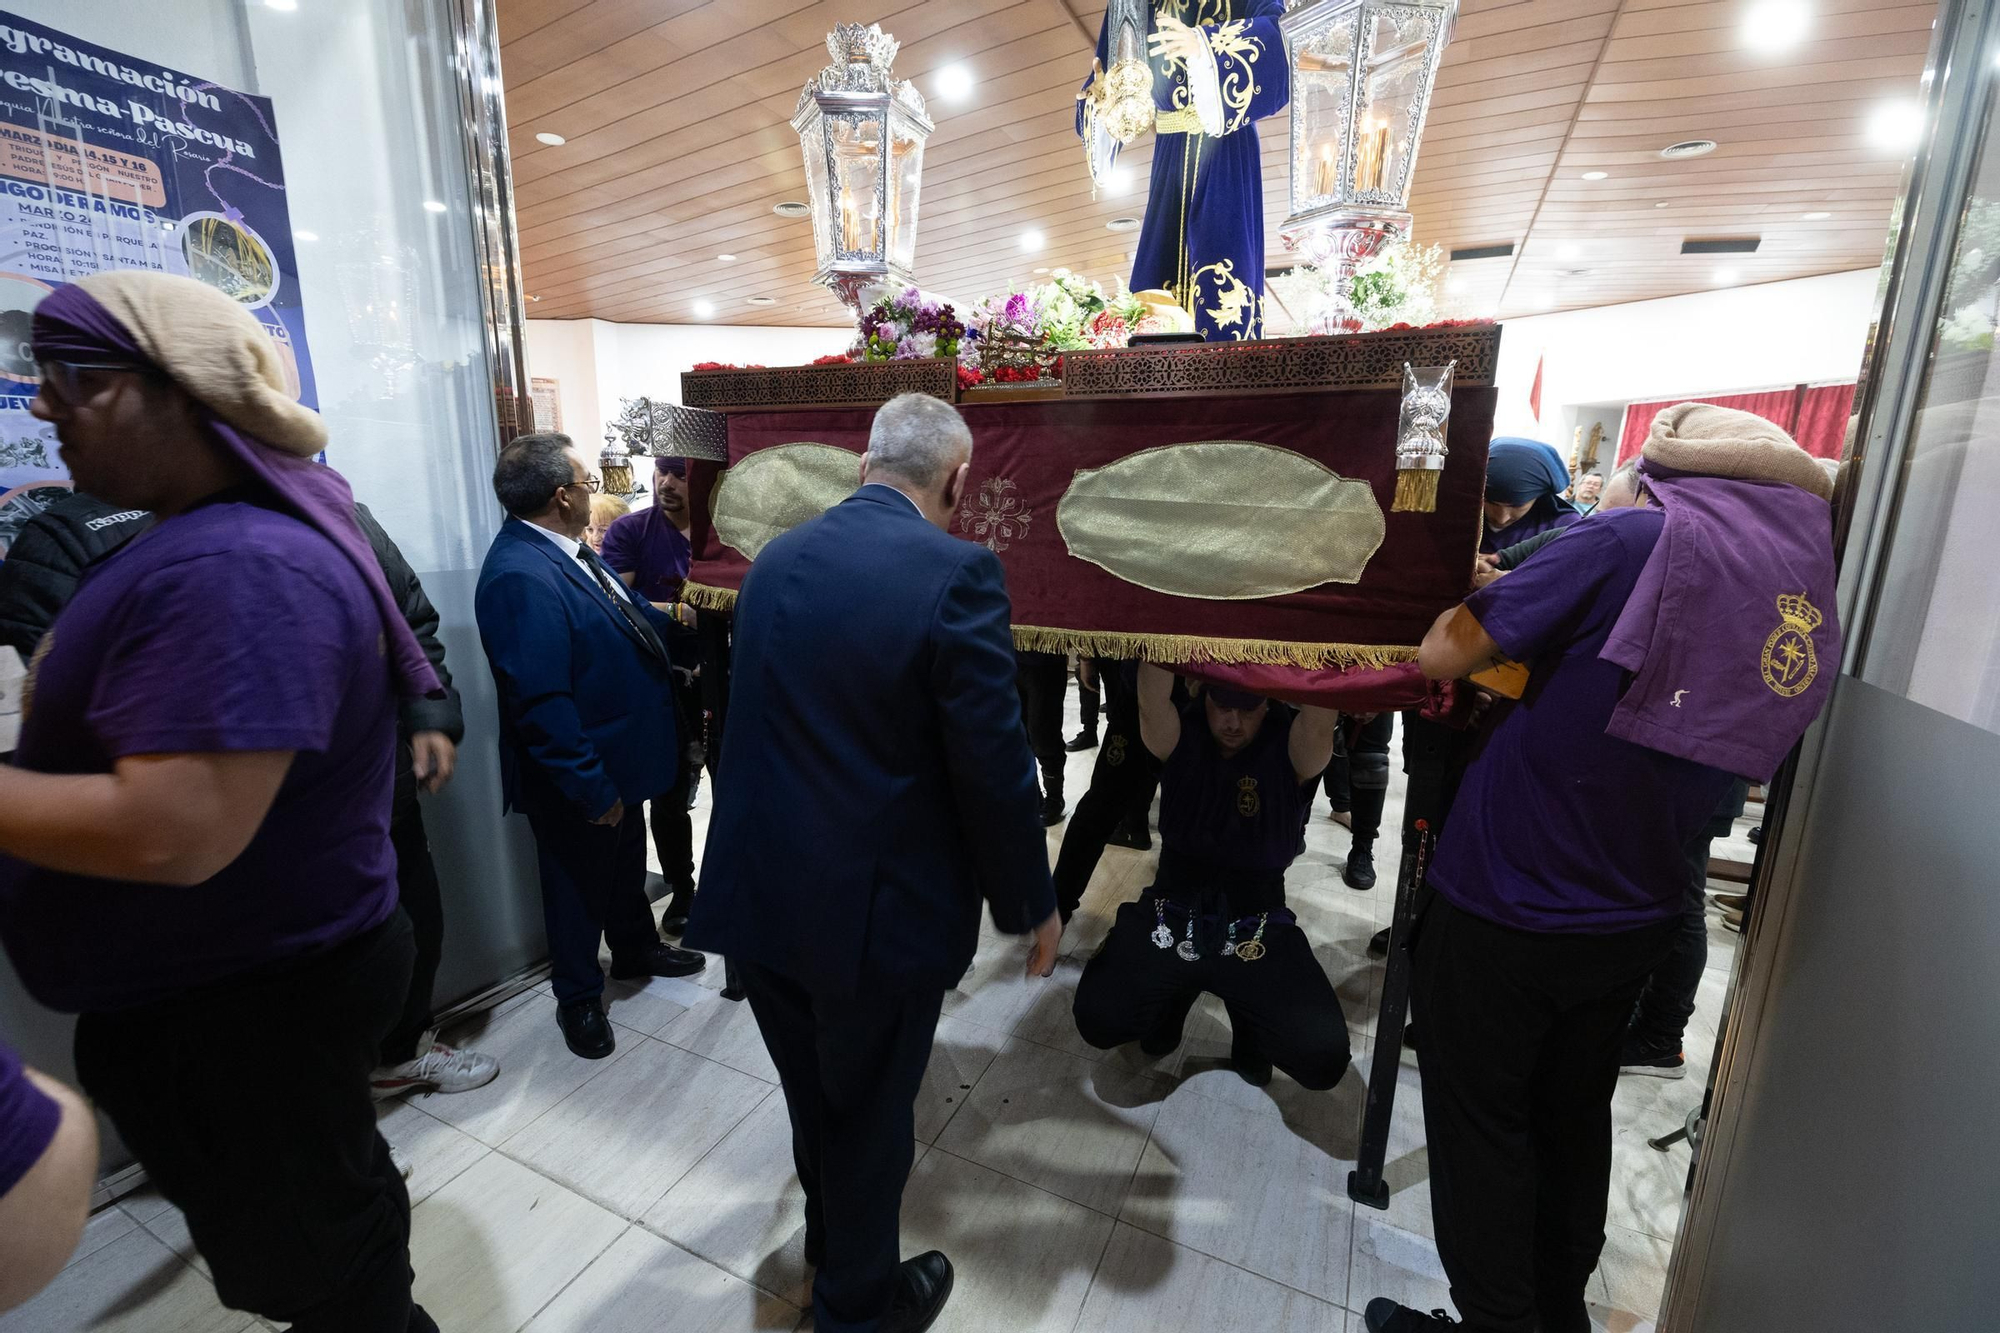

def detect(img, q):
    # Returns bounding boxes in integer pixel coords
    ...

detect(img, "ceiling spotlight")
[1445,274,1468,295]
[264,0,298,10]
[1802,210,1832,220]
[1742,0,1811,53]
[1580,170,1609,181]
[1107,166,1136,194]
[1019,229,1045,251]
[1655,201,1671,209]
[1107,216,1141,232]
[746,295,778,306]
[294,228,318,242]
[935,63,976,102]
[1713,267,1741,285]
[1532,293,1558,311]
[1556,242,1583,261]
[1866,100,1925,151]
[527,294,542,302]
[717,253,738,262]
[773,201,812,218]
[534,131,567,147]
[422,199,447,213]
[692,299,715,318]
[1659,139,1718,159]
[1033,266,1050,275]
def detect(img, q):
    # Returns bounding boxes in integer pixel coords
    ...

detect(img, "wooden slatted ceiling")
[501,0,1935,328]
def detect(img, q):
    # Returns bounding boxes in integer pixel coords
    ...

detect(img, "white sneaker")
[371,1032,501,1099]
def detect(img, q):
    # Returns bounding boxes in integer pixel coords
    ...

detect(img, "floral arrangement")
[964,271,1185,382]
[858,286,967,361]
[689,361,766,371]
[1273,239,1450,335]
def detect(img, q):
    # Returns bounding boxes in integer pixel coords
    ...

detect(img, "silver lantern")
[792,23,935,315]
[1280,0,1456,333]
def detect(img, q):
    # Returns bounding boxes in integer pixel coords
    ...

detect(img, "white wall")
[1491,269,1881,445]
[525,318,849,449]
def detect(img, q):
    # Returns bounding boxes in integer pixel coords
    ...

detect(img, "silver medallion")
[1151,924,1175,949]
[1221,940,1237,957]
[1175,939,1200,962]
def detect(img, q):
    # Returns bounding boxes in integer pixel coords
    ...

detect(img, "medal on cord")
[1176,911,1200,962]
[1151,899,1175,950]
[1234,912,1270,963]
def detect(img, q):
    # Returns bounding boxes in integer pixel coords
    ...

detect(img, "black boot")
[1344,784,1387,889]
[1344,839,1377,890]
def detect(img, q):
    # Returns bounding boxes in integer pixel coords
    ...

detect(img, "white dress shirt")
[524,521,636,603]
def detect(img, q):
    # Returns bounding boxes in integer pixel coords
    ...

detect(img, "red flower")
[956,364,986,389]
[811,353,853,366]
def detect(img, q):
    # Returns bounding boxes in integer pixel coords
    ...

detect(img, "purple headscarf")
[33,283,441,699]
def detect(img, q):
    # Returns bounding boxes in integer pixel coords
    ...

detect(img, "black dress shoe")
[1364,1298,1461,1330]
[557,1001,616,1059]
[1040,794,1066,827]
[884,1250,954,1333]
[660,886,695,936]
[1065,730,1099,752]
[1367,926,1391,958]
[609,942,707,980]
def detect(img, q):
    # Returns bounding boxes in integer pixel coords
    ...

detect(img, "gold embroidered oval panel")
[711,443,860,560]
[1057,440,1386,599]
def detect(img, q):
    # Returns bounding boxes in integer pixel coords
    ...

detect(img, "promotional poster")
[0,11,314,554]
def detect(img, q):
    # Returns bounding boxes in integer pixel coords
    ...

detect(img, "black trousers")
[1051,667,1161,917]
[75,914,434,1333]
[526,799,663,1005]
[1628,777,1747,1047]
[1014,648,1067,785]
[1400,710,1475,853]
[1076,657,1101,734]
[1412,891,1676,1333]
[1073,894,1352,1089]
[737,961,944,1333]
[381,804,443,1065]
[646,753,697,898]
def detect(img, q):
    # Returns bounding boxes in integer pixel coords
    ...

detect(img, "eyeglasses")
[555,475,603,499]
[36,360,152,408]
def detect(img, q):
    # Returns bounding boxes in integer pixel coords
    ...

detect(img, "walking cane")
[1348,820,1433,1209]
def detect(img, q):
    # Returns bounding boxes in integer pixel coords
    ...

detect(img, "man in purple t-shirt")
[0,275,438,1332]
[1364,507,1731,1333]
[601,453,703,931]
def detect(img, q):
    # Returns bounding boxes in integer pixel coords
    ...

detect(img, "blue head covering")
[1485,437,1575,508]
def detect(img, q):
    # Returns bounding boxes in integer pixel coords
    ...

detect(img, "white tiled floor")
[8,709,1749,1332]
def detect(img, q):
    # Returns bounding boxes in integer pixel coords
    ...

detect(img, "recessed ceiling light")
[294,228,318,242]
[1019,229,1045,252]
[1580,170,1609,181]
[717,253,738,262]
[1742,0,1811,53]
[1866,100,1925,150]
[535,131,566,147]
[527,294,541,302]
[692,299,715,318]
[745,295,778,306]
[1556,242,1583,261]
[773,201,812,218]
[422,199,447,213]
[1713,267,1741,284]
[1660,139,1718,159]
[1533,293,1558,311]
[1445,274,1468,295]
[1033,266,1050,274]
[1107,166,1135,194]
[1655,201,1672,209]
[1802,210,1833,220]
[936,63,976,102]
[1106,216,1141,232]
[264,0,297,10]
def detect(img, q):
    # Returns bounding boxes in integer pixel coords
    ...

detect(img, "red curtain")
[1790,383,1857,459]
[1616,390,1804,464]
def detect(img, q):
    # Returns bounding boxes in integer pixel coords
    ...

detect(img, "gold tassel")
[1391,468,1441,513]
[1011,624,1415,671]
[679,580,739,612]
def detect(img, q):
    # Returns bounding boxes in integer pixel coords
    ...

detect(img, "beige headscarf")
[1643,402,1832,500]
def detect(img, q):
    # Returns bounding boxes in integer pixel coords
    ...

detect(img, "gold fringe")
[1011,624,1414,671]
[680,580,739,612]
[1391,468,1441,513]
[681,582,1414,671]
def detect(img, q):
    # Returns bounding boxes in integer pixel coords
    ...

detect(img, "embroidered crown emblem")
[1760,592,1822,699]
[1774,593,1823,634]
[1236,775,1260,817]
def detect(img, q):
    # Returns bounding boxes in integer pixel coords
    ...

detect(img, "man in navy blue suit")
[686,394,1061,1333]
[476,433,706,1060]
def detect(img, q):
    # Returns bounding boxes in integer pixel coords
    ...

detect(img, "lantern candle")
[1315,141,1335,197]
[1355,118,1390,193]
[841,195,859,252]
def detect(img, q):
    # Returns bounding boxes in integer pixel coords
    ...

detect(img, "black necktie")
[581,547,666,661]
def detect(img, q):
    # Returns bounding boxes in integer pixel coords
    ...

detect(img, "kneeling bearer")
[1073,663,1349,1088]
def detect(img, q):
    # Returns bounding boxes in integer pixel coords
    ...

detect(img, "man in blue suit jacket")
[475,434,706,1060]
[686,394,1060,1333]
